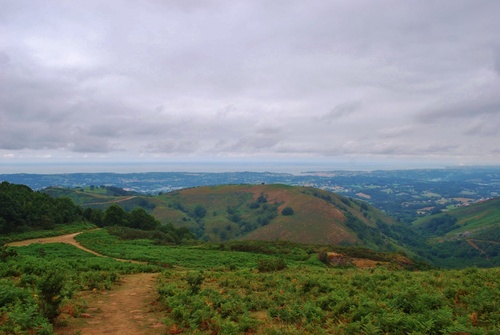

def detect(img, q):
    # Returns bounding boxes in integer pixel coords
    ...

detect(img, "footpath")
[7,233,167,335]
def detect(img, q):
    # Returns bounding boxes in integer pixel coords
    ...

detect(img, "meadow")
[1,228,499,334]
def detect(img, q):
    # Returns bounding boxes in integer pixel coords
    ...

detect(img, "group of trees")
[0,182,193,244]
[0,182,84,234]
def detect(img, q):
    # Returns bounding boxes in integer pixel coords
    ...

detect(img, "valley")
[0,172,499,334]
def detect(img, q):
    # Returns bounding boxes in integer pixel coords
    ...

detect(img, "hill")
[44,184,422,254]
[414,198,500,267]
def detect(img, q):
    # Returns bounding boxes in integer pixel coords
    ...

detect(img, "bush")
[281,207,294,216]
[185,272,204,294]
[257,258,287,272]
[37,270,65,323]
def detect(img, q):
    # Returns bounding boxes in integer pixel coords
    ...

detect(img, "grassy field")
[2,229,499,334]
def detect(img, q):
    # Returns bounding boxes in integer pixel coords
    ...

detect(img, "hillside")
[44,184,422,254]
[414,198,500,267]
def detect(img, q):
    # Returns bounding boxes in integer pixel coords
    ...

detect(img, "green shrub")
[185,271,204,294]
[257,258,287,272]
[37,270,65,323]
[281,207,294,216]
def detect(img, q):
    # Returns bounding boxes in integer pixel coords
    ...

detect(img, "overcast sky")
[1,0,500,172]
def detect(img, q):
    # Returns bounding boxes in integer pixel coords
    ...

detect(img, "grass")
[0,222,96,245]
[75,229,304,270]
[2,229,499,334]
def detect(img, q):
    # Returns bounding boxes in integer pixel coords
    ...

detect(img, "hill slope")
[414,198,500,267]
[45,184,419,253]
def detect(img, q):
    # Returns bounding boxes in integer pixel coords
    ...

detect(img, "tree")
[282,207,294,216]
[102,204,128,227]
[193,205,207,219]
[129,208,158,230]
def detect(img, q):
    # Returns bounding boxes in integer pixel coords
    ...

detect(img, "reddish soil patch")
[56,273,166,335]
[351,258,388,268]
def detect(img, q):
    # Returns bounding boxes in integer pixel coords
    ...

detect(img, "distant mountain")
[414,198,500,267]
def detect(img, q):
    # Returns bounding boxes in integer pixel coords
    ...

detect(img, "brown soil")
[56,273,166,335]
[7,231,144,264]
[82,196,137,206]
[7,233,166,335]
[7,232,102,256]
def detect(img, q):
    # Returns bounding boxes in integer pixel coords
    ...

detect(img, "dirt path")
[82,195,137,206]
[6,231,144,264]
[56,273,166,335]
[7,233,167,335]
[7,232,103,256]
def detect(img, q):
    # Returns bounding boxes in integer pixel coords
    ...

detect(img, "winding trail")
[7,231,144,264]
[7,232,166,335]
[7,232,102,256]
[82,195,137,206]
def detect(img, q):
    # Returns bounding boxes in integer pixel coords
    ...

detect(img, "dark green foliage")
[0,246,18,261]
[257,258,287,272]
[281,207,294,216]
[185,271,204,294]
[106,223,194,245]
[420,214,459,235]
[37,270,64,323]
[101,204,160,231]
[102,204,129,227]
[105,186,131,196]
[129,208,159,230]
[193,205,207,219]
[0,182,85,234]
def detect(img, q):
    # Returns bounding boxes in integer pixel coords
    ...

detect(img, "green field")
[2,229,499,334]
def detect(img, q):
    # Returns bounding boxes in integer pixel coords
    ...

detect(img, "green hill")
[44,184,421,254]
[414,198,500,267]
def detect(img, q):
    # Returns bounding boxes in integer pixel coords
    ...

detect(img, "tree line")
[0,182,193,244]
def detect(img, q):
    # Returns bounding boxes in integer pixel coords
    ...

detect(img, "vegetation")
[157,266,500,334]
[0,182,85,234]
[0,226,498,334]
[413,198,500,268]
[0,240,159,334]
[1,181,499,333]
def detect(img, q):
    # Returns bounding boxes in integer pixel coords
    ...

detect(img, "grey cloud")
[494,47,500,76]
[319,102,361,123]
[69,140,120,153]
[143,140,199,154]
[464,120,500,137]
[0,51,9,67]
[416,93,500,124]
[221,127,284,153]
[377,126,414,139]
[2,1,500,165]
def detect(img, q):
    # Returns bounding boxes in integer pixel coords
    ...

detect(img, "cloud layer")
[1,0,500,167]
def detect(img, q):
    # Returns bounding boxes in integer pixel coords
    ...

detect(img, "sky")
[1,0,500,173]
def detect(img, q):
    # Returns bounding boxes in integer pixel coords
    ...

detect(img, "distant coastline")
[0,160,465,175]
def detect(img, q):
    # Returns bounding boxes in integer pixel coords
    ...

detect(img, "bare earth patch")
[56,273,166,335]
[7,233,166,335]
[6,232,103,257]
